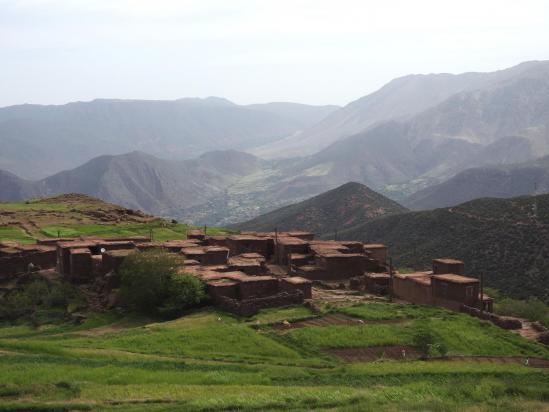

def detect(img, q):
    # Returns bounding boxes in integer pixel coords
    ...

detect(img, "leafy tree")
[119,250,206,317]
[158,275,207,318]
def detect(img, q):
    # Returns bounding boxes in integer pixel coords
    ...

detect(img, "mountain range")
[0,97,338,179]
[2,60,549,223]
[404,155,549,210]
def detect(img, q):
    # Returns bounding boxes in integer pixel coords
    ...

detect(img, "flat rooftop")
[432,274,479,284]
[433,258,464,265]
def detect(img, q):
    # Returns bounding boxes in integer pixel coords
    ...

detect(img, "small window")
[466,286,474,297]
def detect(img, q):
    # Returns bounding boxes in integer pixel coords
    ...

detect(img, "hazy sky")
[1,0,549,107]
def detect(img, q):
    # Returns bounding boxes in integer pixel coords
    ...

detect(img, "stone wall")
[461,305,522,329]
[214,291,304,316]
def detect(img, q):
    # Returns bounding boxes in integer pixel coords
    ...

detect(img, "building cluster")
[0,229,494,317]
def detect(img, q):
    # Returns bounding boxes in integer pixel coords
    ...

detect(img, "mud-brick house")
[431,274,480,310]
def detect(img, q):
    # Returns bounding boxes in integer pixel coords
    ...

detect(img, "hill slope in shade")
[404,156,549,210]
[231,182,407,234]
[0,97,337,179]
[339,194,549,303]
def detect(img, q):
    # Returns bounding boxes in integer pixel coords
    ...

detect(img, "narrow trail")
[512,319,544,342]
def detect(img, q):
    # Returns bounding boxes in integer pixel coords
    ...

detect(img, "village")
[1,228,522,330]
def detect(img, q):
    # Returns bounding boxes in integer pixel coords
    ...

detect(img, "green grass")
[38,222,233,241]
[1,303,549,410]
[247,305,315,325]
[283,305,549,358]
[0,201,71,212]
[0,226,35,244]
[339,302,443,320]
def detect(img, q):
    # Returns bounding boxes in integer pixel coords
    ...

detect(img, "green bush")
[0,279,85,322]
[495,297,549,327]
[119,250,206,318]
[158,275,207,318]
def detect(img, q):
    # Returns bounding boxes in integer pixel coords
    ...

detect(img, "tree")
[119,250,206,317]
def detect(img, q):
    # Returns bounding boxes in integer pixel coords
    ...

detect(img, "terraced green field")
[0,195,232,244]
[1,302,549,411]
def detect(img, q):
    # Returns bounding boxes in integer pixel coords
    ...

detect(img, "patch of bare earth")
[511,320,544,342]
[327,346,420,362]
[74,319,147,337]
[312,287,380,304]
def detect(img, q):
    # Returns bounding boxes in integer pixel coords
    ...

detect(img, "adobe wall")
[280,278,312,299]
[0,248,57,279]
[432,260,465,275]
[432,278,479,307]
[239,278,280,299]
[316,254,365,279]
[227,237,274,257]
[393,277,432,305]
[69,249,93,282]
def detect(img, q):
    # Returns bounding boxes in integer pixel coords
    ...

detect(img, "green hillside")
[1,302,548,411]
[0,194,232,243]
[340,194,549,303]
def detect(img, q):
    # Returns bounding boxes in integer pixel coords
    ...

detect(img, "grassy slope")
[340,194,549,303]
[1,303,548,411]
[0,194,232,243]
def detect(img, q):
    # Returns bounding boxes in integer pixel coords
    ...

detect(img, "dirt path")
[512,320,544,342]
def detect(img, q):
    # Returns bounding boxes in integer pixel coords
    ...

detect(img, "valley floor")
[1,293,549,411]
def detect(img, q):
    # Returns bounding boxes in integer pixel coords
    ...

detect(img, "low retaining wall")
[461,305,522,329]
[215,291,304,316]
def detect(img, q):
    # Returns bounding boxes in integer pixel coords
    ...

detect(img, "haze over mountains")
[0,97,338,179]
[404,156,549,210]
[2,60,549,224]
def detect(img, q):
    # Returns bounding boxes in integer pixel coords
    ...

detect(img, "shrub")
[496,297,549,325]
[0,279,85,322]
[158,275,207,318]
[119,250,206,317]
